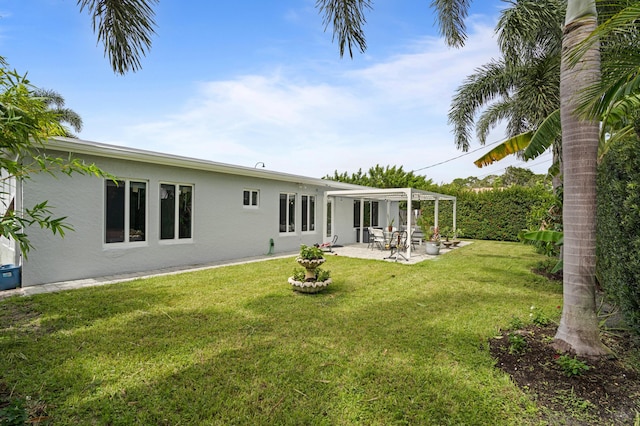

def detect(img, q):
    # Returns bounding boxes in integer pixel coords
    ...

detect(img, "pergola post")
[406,189,412,258]
[322,193,329,243]
[434,197,439,230]
[359,198,365,243]
[453,199,457,232]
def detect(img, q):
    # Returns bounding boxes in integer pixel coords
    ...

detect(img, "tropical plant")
[0,58,111,256]
[449,0,563,155]
[298,244,324,260]
[33,89,83,137]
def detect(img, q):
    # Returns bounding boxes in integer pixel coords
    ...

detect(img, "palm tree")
[34,89,83,137]
[317,0,610,356]
[449,0,563,153]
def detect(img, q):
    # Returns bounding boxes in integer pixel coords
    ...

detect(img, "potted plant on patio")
[418,216,440,255]
[288,245,332,293]
[441,226,454,249]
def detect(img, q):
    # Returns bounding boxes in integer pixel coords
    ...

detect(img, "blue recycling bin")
[0,264,21,290]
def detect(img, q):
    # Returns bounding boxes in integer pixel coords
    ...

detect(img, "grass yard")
[0,241,564,425]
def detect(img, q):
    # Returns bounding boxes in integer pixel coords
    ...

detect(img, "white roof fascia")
[326,187,456,202]
[44,137,365,191]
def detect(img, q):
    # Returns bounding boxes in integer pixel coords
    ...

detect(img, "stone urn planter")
[289,245,331,293]
[425,241,441,255]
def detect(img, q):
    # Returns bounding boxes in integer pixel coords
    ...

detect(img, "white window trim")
[104,179,148,248]
[279,192,296,235]
[301,194,316,234]
[243,189,259,209]
[159,182,194,244]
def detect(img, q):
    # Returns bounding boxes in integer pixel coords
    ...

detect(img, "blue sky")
[0,0,552,184]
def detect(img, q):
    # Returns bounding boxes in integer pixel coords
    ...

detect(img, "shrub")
[597,136,640,336]
[420,186,554,242]
[556,355,590,377]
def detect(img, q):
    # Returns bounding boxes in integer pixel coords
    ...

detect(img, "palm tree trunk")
[554,7,609,356]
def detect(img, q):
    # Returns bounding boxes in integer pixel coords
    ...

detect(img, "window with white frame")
[243,189,259,207]
[105,179,147,244]
[160,183,193,240]
[301,195,315,232]
[279,193,296,233]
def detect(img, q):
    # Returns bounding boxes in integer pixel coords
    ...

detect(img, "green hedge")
[421,186,554,241]
[597,137,640,336]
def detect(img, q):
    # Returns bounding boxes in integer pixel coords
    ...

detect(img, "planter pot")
[296,257,326,269]
[288,277,332,293]
[425,241,441,255]
[296,257,326,280]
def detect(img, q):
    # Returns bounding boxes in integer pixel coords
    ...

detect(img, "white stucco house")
[0,137,456,287]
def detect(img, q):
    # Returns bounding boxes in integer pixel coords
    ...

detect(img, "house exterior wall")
[0,171,18,266]
[20,152,353,286]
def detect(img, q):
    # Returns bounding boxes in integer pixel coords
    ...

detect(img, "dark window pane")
[243,190,250,206]
[179,185,192,239]
[371,202,379,227]
[302,195,308,232]
[105,180,125,243]
[327,200,332,237]
[160,184,175,239]
[279,194,287,232]
[129,181,146,241]
[309,196,315,231]
[251,191,258,206]
[288,195,295,232]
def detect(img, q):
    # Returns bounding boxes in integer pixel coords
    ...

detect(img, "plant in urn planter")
[288,245,332,293]
[418,216,441,255]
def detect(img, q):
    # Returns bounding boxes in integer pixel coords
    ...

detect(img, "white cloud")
[114,21,524,183]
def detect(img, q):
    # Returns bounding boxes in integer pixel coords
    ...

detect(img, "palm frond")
[317,0,371,58]
[448,59,522,150]
[430,0,471,48]
[77,0,158,74]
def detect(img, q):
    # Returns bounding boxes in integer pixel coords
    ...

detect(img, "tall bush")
[420,186,553,241]
[597,137,640,336]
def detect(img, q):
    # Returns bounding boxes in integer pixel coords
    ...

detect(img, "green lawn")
[0,240,562,425]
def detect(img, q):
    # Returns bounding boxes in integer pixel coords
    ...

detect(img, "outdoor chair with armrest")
[369,228,386,250]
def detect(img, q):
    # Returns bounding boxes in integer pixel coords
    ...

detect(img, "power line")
[410,138,505,173]
[476,156,553,179]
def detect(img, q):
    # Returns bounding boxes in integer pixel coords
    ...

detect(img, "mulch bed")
[489,324,640,424]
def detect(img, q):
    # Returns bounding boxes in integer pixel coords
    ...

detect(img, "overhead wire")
[410,138,504,173]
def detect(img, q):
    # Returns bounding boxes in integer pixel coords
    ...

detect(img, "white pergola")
[323,188,457,259]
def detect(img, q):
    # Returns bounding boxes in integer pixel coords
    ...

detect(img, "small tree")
[0,58,111,257]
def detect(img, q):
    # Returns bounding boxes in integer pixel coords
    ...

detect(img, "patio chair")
[369,228,386,250]
[410,228,423,250]
[385,230,408,262]
[318,235,338,253]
